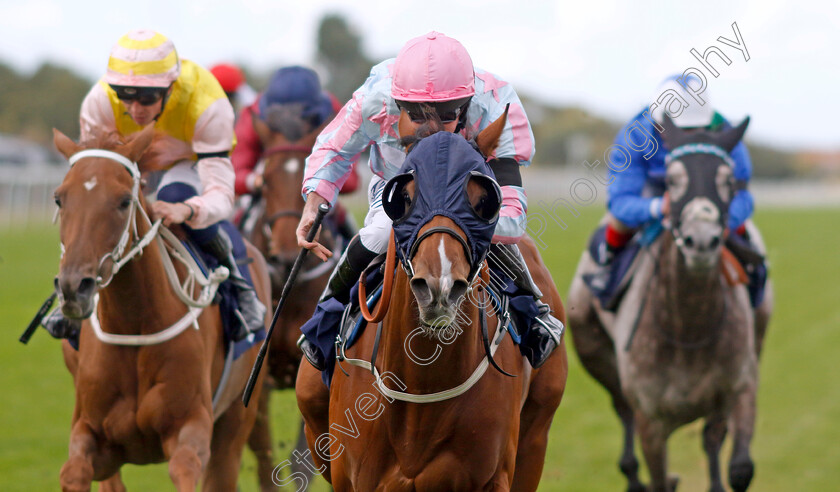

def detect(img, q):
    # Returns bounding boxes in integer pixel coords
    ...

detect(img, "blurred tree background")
[0,13,807,178]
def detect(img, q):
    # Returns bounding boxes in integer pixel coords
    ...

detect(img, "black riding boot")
[488,243,565,369]
[204,229,267,341]
[298,234,378,371]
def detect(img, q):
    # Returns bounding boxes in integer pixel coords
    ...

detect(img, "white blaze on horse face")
[284,158,300,174]
[666,160,688,202]
[681,197,720,224]
[438,237,453,297]
[83,177,98,191]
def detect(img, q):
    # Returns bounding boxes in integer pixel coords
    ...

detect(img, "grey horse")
[567,116,774,492]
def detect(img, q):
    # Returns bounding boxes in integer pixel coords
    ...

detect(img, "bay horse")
[241,115,339,489]
[567,116,774,492]
[51,125,270,492]
[296,112,568,491]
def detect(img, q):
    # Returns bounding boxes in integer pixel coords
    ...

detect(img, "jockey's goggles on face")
[396,101,466,124]
[110,85,168,106]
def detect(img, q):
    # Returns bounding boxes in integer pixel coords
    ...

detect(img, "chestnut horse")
[52,126,270,492]
[297,113,568,491]
[568,117,774,492]
[241,116,339,490]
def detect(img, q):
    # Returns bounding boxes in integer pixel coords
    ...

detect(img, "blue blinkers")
[382,132,502,280]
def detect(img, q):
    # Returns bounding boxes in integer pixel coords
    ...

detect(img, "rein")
[359,230,397,322]
[347,227,510,403]
[262,144,314,157]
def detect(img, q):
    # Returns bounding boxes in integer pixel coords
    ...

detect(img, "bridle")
[62,148,226,346]
[66,149,162,287]
[663,142,734,249]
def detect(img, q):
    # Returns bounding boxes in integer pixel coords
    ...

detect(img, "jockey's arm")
[299,86,377,260]
[79,84,116,142]
[607,119,664,229]
[727,140,754,231]
[477,73,535,245]
[181,97,236,229]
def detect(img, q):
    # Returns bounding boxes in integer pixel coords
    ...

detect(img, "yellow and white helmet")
[104,29,180,88]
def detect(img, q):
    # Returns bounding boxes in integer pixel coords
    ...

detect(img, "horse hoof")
[668,474,680,491]
[729,460,754,491]
[626,483,647,492]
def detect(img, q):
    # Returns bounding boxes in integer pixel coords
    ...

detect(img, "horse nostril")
[448,279,469,305]
[684,236,695,248]
[410,278,433,307]
[77,277,96,298]
[710,235,721,249]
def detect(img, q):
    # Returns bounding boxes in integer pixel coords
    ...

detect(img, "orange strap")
[359,229,397,323]
[720,247,749,286]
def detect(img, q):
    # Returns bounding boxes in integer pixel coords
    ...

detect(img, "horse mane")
[79,131,128,151]
[399,104,447,151]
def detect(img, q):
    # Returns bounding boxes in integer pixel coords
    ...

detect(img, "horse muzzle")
[410,276,469,328]
[55,273,97,319]
[676,220,723,272]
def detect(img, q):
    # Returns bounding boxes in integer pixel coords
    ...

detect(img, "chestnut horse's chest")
[71,330,212,456]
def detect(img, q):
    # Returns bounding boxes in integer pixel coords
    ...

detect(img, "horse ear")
[53,129,82,159]
[717,116,750,152]
[475,103,509,158]
[397,109,415,141]
[121,125,156,162]
[660,115,688,149]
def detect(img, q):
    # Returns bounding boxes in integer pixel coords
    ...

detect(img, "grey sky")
[0,0,836,150]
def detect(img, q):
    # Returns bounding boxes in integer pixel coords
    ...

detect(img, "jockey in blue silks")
[591,74,766,308]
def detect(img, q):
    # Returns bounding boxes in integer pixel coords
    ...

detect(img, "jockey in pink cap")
[293,32,564,372]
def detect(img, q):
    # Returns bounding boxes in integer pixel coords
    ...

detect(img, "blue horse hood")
[382,132,502,277]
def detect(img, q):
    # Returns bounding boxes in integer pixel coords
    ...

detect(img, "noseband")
[401,225,475,281]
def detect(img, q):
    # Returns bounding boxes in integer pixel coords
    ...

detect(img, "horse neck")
[96,206,180,334]
[654,234,726,334]
[380,270,484,391]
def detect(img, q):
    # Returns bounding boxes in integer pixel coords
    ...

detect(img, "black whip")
[242,203,330,406]
[19,292,57,344]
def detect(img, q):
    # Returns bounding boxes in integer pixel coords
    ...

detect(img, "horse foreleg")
[60,421,97,492]
[636,413,676,492]
[204,394,259,492]
[163,413,212,492]
[702,415,727,492]
[98,470,127,492]
[728,384,757,492]
[617,402,645,492]
[511,344,567,492]
[247,382,277,492]
[291,418,317,489]
[295,361,332,483]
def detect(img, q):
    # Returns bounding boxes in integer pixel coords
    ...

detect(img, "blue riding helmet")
[258,66,332,125]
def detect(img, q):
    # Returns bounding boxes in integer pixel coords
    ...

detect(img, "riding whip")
[242,202,330,406]
[19,292,57,344]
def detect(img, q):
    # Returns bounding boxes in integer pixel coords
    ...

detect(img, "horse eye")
[119,196,132,210]
[54,195,61,208]
[402,190,412,205]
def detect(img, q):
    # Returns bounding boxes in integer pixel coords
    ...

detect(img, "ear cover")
[383,172,416,222]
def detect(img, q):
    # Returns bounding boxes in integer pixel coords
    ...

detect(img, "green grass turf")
[0,207,837,491]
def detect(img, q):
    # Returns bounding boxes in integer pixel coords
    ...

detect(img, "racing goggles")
[110,85,169,106]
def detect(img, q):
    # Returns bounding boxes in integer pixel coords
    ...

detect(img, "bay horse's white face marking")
[283,157,300,173]
[84,177,98,191]
[438,237,454,299]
